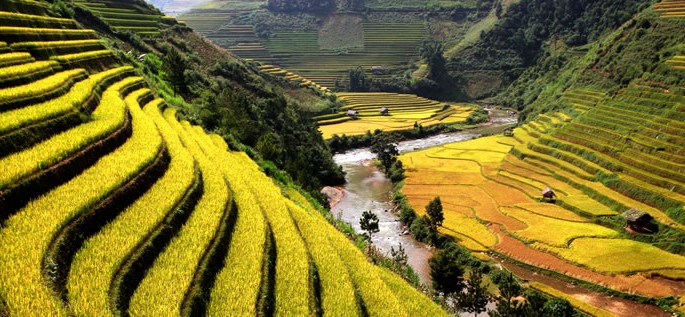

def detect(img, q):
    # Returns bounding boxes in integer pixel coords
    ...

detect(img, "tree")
[370,134,399,172]
[348,66,369,91]
[544,298,575,317]
[425,196,444,231]
[164,48,188,96]
[458,270,490,316]
[419,40,446,80]
[488,272,523,317]
[429,245,466,295]
[360,210,380,240]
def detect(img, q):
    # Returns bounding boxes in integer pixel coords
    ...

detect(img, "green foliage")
[425,196,444,231]
[456,270,490,316]
[429,245,466,295]
[348,66,369,92]
[370,134,399,172]
[359,210,380,239]
[419,40,447,81]
[267,0,334,13]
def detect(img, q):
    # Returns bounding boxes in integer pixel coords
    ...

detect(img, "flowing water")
[327,109,670,317]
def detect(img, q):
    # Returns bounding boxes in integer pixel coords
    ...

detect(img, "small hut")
[621,209,656,233]
[541,187,556,202]
[346,109,358,118]
[380,107,389,115]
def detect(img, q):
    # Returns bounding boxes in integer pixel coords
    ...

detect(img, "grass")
[67,100,196,316]
[0,86,162,316]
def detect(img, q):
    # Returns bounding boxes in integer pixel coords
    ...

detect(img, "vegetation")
[0,2,446,315]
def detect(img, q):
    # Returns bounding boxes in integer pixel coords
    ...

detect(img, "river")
[326,109,671,317]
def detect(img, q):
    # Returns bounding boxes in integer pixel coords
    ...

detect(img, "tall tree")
[419,40,446,80]
[489,272,523,317]
[164,48,188,96]
[458,270,490,316]
[348,66,369,92]
[425,196,444,231]
[360,210,380,240]
[429,245,466,295]
[370,134,399,172]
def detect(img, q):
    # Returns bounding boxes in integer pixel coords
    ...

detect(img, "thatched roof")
[621,208,652,223]
[380,107,389,113]
[346,109,358,116]
[541,187,555,197]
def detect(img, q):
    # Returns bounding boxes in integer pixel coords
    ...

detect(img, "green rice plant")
[0,76,142,189]
[129,118,231,316]
[0,52,33,67]
[287,201,359,316]
[377,268,447,317]
[0,66,131,134]
[0,60,58,85]
[50,49,113,64]
[67,99,196,316]
[0,85,162,316]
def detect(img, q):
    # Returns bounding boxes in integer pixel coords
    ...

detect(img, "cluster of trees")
[267,0,334,13]
[448,0,649,92]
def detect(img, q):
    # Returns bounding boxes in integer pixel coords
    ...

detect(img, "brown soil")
[490,224,685,298]
[499,260,671,317]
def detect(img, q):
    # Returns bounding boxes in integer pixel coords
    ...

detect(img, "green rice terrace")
[72,0,176,36]
[179,0,429,88]
[0,1,447,315]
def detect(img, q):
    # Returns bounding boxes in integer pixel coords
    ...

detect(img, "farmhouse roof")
[380,107,388,113]
[541,187,555,196]
[346,109,358,116]
[621,208,652,223]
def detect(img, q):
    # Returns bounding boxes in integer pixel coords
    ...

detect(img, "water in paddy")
[329,109,670,316]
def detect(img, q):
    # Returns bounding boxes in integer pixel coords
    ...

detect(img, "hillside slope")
[0,1,445,315]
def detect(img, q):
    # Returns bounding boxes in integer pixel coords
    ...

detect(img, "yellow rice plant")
[0,67,86,106]
[377,268,447,317]
[50,49,112,63]
[10,39,103,49]
[0,86,162,316]
[536,238,685,274]
[0,52,33,65]
[287,201,359,316]
[0,76,142,189]
[67,99,196,316]
[0,11,75,25]
[183,120,265,316]
[129,118,231,316]
[244,168,310,315]
[0,60,58,82]
[0,66,132,133]
[321,220,407,316]
[0,26,95,36]
[500,206,618,247]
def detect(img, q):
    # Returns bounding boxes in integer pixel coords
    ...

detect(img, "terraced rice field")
[0,5,445,316]
[180,2,428,88]
[73,0,177,36]
[317,92,474,138]
[258,63,331,94]
[655,0,685,18]
[399,104,685,300]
